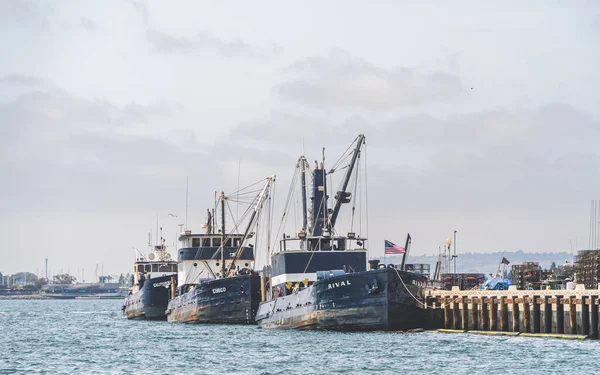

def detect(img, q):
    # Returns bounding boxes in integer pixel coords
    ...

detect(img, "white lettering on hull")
[153,281,171,288]
[327,280,351,290]
[212,287,227,294]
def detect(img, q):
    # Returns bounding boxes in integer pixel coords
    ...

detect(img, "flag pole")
[495,251,504,278]
[383,240,387,266]
[400,233,411,271]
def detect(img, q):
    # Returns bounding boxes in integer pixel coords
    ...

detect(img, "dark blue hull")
[123,275,175,320]
[166,274,261,324]
[256,268,427,331]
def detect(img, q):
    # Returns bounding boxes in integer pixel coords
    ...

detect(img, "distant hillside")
[399,250,574,275]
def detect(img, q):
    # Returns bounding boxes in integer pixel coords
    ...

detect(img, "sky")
[1,0,599,279]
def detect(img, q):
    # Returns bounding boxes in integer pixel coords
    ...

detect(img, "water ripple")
[1,300,599,374]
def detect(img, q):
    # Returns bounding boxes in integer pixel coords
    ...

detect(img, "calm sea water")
[1,299,599,374]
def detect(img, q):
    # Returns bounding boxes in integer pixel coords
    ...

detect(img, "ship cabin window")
[309,239,319,251]
[213,237,221,247]
[172,264,178,272]
[234,238,242,247]
[225,238,233,247]
[320,240,332,251]
[192,238,201,247]
[202,238,211,247]
[137,265,143,272]
[335,239,346,251]
[308,238,334,251]
[144,265,151,273]
[158,264,170,272]
[151,264,159,272]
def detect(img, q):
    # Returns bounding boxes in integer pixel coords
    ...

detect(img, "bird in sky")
[168,213,178,217]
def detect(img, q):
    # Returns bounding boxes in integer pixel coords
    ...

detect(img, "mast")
[329,134,366,231]
[227,176,275,274]
[311,148,329,237]
[400,233,411,271]
[299,156,308,234]
[185,176,189,228]
[220,192,226,277]
[206,209,213,234]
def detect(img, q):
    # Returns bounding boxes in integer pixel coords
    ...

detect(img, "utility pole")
[453,230,458,275]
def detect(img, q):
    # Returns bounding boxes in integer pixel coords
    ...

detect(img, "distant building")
[574,249,600,289]
[511,262,541,289]
[440,273,485,290]
[42,282,120,295]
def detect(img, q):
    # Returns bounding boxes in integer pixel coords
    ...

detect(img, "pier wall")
[424,289,600,338]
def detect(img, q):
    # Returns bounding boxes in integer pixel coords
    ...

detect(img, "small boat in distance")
[122,239,178,320]
[166,175,275,324]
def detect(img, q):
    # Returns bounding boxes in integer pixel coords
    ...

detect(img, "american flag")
[384,240,405,255]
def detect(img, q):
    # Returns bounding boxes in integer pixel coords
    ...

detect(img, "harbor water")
[1,299,599,374]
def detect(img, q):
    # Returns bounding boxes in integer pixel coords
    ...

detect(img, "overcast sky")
[1,1,599,278]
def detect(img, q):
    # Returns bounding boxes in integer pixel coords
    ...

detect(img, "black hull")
[167,274,261,324]
[122,275,175,320]
[256,268,427,331]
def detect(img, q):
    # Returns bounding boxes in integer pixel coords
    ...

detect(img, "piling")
[453,296,460,330]
[556,295,564,334]
[591,296,598,339]
[499,297,508,332]
[582,296,589,336]
[544,296,552,334]
[444,296,452,329]
[480,298,488,331]
[511,296,519,332]
[461,297,469,331]
[523,296,530,333]
[470,298,478,331]
[170,276,176,300]
[260,273,266,302]
[490,297,498,331]
[426,296,434,309]
[569,296,577,334]
[533,295,540,333]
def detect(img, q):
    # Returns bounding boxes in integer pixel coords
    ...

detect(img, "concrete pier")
[424,289,600,339]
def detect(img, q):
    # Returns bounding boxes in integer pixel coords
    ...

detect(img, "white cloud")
[276,49,466,110]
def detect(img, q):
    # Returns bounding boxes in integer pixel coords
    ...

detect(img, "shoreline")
[0,295,124,300]
[0,295,51,300]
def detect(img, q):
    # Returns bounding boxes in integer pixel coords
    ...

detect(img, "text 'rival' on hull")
[166,176,275,324]
[255,134,428,331]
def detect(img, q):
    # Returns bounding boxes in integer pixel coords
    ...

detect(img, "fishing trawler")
[256,135,428,331]
[166,175,275,324]
[122,238,178,320]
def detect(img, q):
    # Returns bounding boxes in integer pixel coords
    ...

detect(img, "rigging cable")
[328,135,359,173]
[328,171,335,235]
[270,167,299,253]
[253,210,262,269]
[267,181,276,260]
[349,153,361,232]
[301,196,328,273]
[365,143,369,242]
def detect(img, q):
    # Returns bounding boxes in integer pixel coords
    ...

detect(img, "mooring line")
[393,267,449,309]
